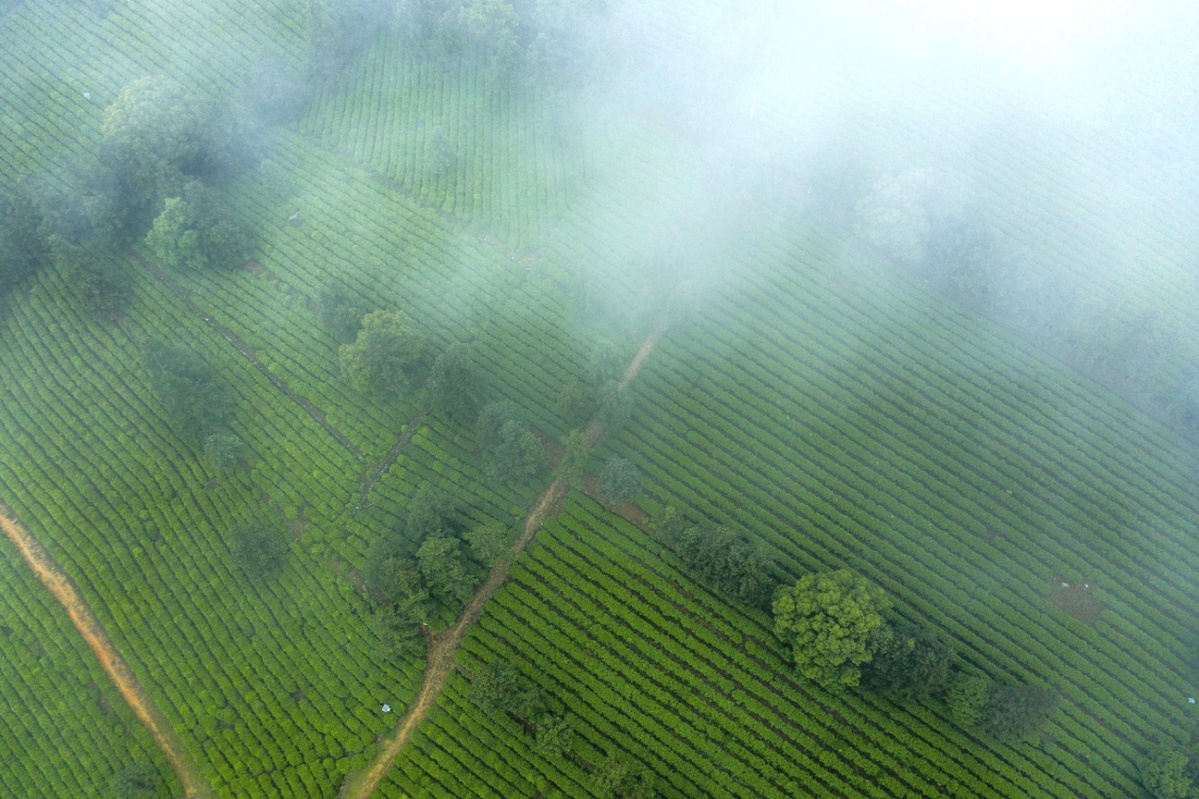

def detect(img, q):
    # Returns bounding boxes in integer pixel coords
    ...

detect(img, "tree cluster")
[227,516,290,579]
[947,670,1060,742]
[556,338,634,431]
[339,309,427,399]
[364,484,499,659]
[1141,743,1199,799]
[658,507,771,607]
[142,341,235,447]
[476,400,547,486]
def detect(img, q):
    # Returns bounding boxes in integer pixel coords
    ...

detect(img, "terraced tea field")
[2,0,1198,798]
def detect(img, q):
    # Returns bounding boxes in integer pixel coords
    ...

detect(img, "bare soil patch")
[1049,575,1103,625]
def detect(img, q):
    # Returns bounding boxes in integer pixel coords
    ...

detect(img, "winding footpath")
[341,318,668,799]
[0,505,215,799]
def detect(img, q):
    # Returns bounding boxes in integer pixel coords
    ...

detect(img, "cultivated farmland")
[2,1,1198,798]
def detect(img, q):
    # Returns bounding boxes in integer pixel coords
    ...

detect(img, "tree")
[0,181,49,300]
[339,309,426,398]
[589,338,626,386]
[228,518,288,578]
[556,429,587,490]
[861,620,956,701]
[145,197,204,269]
[555,379,594,425]
[534,713,574,759]
[416,535,475,605]
[591,753,632,798]
[468,659,544,718]
[476,402,546,485]
[465,524,511,566]
[142,341,235,445]
[599,456,640,505]
[319,282,369,343]
[980,682,1060,742]
[101,76,207,209]
[51,236,130,319]
[427,343,482,423]
[676,524,771,605]
[204,432,245,472]
[772,569,891,691]
[1141,744,1199,799]
[452,0,520,72]
[111,762,163,799]
[144,184,252,270]
[404,483,462,542]
[947,671,992,728]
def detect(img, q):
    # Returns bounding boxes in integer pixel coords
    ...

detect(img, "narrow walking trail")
[0,505,215,799]
[341,316,668,799]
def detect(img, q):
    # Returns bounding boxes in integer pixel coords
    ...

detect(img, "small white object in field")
[382,704,391,713]
[83,92,91,99]
[1060,582,1069,588]
[1188,698,1195,704]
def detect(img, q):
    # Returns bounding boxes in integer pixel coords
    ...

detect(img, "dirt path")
[341,315,667,799]
[0,505,215,799]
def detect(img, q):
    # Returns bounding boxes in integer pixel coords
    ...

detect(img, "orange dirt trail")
[0,505,215,799]
[341,315,668,799]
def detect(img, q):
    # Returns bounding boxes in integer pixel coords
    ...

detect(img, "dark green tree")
[228,518,289,578]
[144,184,252,270]
[676,523,771,605]
[0,181,49,300]
[599,456,640,505]
[861,620,956,701]
[980,682,1060,742]
[947,671,992,728]
[773,569,890,691]
[339,309,426,398]
[318,282,369,344]
[142,341,235,445]
[101,76,207,212]
[1140,743,1199,799]
[51,236,130,319]
[555,379,594,425]
[589,338,626,386]
[464,524,511,567]
[427,343,482,423]
[204,432,245,473]
[556,429,587,490]
[110,762,163,799]
[468,659,544,718]
[476,402,546,485]
[404,483,462,542]
[145,197,203,269]
[534,713,574,760]
[416,535,474,605]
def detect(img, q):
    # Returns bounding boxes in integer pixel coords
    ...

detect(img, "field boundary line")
[0,504,215,799]
[340,315,668,799]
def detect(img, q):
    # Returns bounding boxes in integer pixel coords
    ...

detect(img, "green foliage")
[468,659,544,718]
[676,523,771,605]
[533,713,574,760]
[464,523,511,566]
[339,309,426,398]
[427,342,482,423]
[1140,744,1199,799]
[589,338,626,386]
[144,185,252,270]
[52,236,131,319]
[145,197,204,269]
[0,181,49,299]
[110,762,164,799]
[318,282,369,344]
[599,456,640,505]
[773,569,891,691]
[142,341,235,446]
[476,402,546,485]
[980,682,1060,742]
[861,620,956,701]
[367,602,426,662]
[555,379,594,425]
[947,671,992,728]
[203,432,244,473]
[404,483,462,541]
[101,76,207,211]
[555,428,587,490]
[227,518,289,578]
[416,535,475,605]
